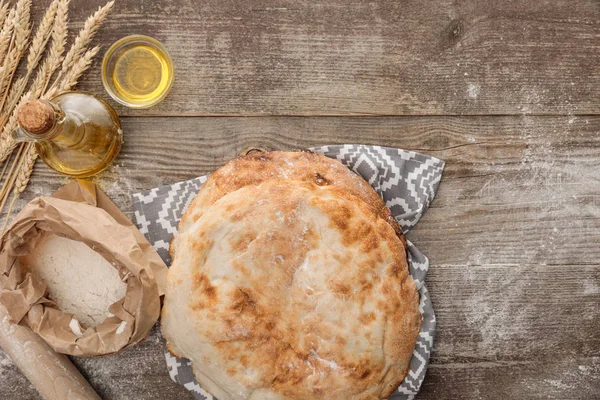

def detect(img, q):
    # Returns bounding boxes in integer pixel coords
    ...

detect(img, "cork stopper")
[17,100,56,135]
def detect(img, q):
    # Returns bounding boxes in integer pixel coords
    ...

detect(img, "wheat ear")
[12,142,36,195]
[1,0,57,116]
[26,0,57,71]
[0,0,32,108]
[0,2,10,39]
[51,0,112,88]
[13,0,31,51]
[40,0,69,93]
[52,45,99,95]
[3,75,25,111]
[0,7,15,66]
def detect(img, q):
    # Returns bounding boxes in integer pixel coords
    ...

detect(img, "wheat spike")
[0,7,15,66]
[25,0,57,71]
[0,2,10,35]
[12,142,36,195]
[1,0,58,115]
[4,74,25,109]
[13,0,31,53]
[0,133,16,163]
[40,0,68,92]
[0,0,32,105]
[52,0,112,87]
[54,45,99,94]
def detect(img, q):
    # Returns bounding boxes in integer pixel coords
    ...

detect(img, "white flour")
[20,234,127,328]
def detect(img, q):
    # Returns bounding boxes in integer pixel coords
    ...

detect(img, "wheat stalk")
[0,91,30,163]
[0,142,34,232]
[0,141,24,202]
[51,0,112,88]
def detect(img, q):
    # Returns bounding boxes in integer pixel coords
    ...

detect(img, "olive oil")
[102,36,174,108]
[112,45,170,104]
[15,92,123,178]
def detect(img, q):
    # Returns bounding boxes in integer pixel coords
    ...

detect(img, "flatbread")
[178,151,405,245]
[163,179,421,400]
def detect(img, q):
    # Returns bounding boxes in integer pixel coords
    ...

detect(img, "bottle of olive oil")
[15,92,123,178]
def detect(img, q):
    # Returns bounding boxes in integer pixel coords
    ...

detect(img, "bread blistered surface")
[162,178,420,400]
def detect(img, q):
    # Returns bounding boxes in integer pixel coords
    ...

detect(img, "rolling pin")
[0,305,101,400]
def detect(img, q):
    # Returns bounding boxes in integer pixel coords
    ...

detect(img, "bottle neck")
[15,101,86,149]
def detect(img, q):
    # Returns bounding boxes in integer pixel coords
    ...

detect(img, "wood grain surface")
[1,0,599,399]
[36,0,600,116]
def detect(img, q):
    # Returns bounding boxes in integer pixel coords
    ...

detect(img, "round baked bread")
[178,151,405,244]
[162,179,421,400]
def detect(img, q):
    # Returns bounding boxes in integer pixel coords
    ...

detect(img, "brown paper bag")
[0,180,167,356]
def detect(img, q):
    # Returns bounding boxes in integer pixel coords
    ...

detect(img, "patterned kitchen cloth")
[132,144,445,400]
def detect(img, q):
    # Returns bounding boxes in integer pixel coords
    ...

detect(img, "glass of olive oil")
[102,35,174,108]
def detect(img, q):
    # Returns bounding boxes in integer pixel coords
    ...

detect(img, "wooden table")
[1,0,599,399]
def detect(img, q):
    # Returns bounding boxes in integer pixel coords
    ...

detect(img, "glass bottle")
[14,92,123,178]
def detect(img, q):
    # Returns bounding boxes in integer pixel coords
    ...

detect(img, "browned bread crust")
[178,151,405,246]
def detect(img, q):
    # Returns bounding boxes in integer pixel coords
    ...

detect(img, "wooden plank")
[420,356,600,399]
[5,115,598,265]
[422,267,600,398]
[28,0,600,116]
[428,265,600,360]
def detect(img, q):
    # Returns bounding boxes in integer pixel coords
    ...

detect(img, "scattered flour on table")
[20,234,127,328]
[544,379,571,390]
[463,268,530,354]
[582,279,600,296]
[0,355,13,370]
[92,162,134,212]
[467,83,481,99]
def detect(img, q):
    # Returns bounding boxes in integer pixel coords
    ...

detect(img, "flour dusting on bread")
[163,164,421,400]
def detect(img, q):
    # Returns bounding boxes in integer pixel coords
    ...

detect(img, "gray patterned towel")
[132,145,444,400]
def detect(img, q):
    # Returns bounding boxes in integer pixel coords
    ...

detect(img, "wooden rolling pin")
[0,305,101,400]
